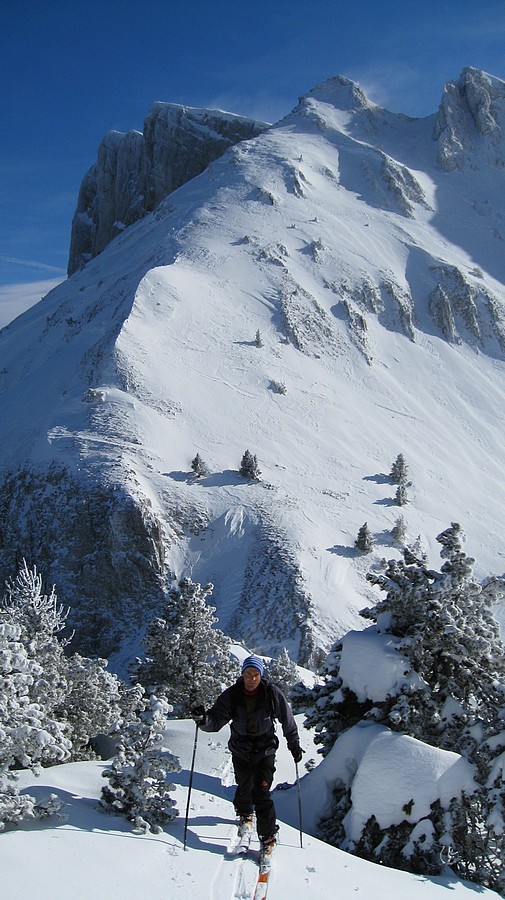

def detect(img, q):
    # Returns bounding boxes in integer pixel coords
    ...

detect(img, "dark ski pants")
[232,753,276,840]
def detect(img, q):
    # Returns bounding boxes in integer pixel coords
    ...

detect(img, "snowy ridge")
[1,69,505,666]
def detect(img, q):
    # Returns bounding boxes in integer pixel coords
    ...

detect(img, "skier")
[192,654,302,855]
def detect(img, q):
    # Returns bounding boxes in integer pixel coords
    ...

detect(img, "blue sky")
[1,0,505,293]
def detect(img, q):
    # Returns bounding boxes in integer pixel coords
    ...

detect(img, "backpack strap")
[265,682,279,722]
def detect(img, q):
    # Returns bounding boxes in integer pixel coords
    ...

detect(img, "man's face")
[243,667,261,689]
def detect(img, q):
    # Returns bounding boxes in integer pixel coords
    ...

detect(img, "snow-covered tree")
[239,449,261,480]
[255,328,263,347]
[296,638,372,756]
[392,515,407,545]
[1,561,69,716]
[191,452,209,478]
[0,620,69,830]
[0,620,71,773]
[363,523,505,753]
[0,564,73,773]
[395,483,408,506]
[135,578,239,715]
[55,654,125,760]
[1,561,137,765]
[100,695,180,834]
[269,379,287,395]
[301,524,505,890]
[266,648,299,696]
[355,522,373,553]
[0,780,61,833]
[390,453,409,484]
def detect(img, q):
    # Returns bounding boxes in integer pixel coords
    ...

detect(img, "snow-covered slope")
[1,68,505,668]
[3,717,501,900]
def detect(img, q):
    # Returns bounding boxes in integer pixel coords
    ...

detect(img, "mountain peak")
[300,75,373,112]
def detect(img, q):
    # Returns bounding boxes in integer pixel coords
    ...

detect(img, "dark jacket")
[199,678,299,762]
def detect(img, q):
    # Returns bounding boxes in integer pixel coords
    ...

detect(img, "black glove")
[290,743,303,764]
[191,705,206,724]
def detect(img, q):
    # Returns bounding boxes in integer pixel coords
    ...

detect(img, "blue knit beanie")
[241,654,265,677]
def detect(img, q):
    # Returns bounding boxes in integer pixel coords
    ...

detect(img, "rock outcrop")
[434,67,505,171]
[68,103,267,274]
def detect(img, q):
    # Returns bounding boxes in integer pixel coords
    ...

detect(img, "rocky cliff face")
[68,103,267,274]
[434,67,505,171]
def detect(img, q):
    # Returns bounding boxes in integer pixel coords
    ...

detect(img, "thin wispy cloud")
[0,277,64,329]
[0,256,67,276]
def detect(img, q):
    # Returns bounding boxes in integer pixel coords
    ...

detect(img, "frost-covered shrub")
[100,695,180,834]
[0,780,61,832]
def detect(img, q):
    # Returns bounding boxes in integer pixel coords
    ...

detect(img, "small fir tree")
[0,564,72,773]
[390,453,409,484]
[392,515,407,545]
[100,695,180,834]
[240,450,261,480]
[191,453,209,478]
[2,561,70,716]
[355,522,374,553]
[135,578,239,715]
[395,483,408,506]
[0,620,68,830]
[255,329,263,348]
[267,648,299,696]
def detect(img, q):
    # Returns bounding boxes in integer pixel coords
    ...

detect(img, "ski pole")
[183,721,199,851]
[295,760,303,848]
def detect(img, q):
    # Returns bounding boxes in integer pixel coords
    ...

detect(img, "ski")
[252,869,270,900]
[228,816,254,856]
[253,842,275,899]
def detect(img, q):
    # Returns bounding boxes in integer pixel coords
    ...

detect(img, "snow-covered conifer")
[395,483,408,506]
[255,328,263,347]
[266,648,299,696]
[355,522,373,553]
[0,620,68,830]
[0,620,71,774]
[100,695,180,834]
[0,780,61,832]
[392,515,407,545]
[239,449,261,480]
[1,561,133,764]
[301,524,505,888]
[135,578,239,715]
[390,453,409,484]
[1,561,69,715]
[191,452,209,478]
[55,654,125,760]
